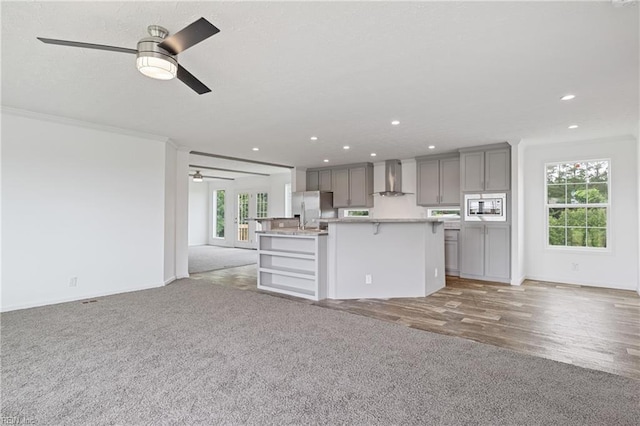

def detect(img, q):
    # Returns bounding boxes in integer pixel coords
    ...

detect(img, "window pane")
[546,164,565,184]
[566,208,586,227]
[566,162,588,183]
[548,208,565,226]
[216,190,225,238]
[256,193,268,218]
[567,183,587,204]
[587,228,607,248]
[587,207,607,228]
[587,161,608,183]
[587,183,608,204]
[547,185,566,204]
[549,227,566,246]
[567,228,586,247]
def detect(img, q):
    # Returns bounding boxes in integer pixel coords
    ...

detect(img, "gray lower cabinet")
[444,230,459,276]
[460,223,510,282]
[460,146,510,192]
[416,155,460,206]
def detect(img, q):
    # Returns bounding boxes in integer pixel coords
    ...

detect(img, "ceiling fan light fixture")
[136,54,177,80]
[193,171,204,182]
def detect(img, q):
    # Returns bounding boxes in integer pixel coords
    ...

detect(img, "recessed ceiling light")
[252,147,259,151]
[310,136,318,141]
[391,120,400,126]
[428,145,435,150]
[343,146,350,150]
[323,159,329,163]
[568,124,579,129]
[560,94,576,101]
[370,153,377,157]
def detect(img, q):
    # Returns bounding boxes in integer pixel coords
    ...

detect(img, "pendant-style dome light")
[193,171,204,182]
[136,25,177,80]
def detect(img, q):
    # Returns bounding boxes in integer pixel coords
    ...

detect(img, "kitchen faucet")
[300,201,306,230]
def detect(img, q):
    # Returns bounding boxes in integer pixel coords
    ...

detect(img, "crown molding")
[1,106,172,144]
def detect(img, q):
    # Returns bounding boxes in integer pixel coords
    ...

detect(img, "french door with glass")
[235,191,268,249]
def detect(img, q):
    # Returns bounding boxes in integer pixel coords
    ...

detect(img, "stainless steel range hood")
[376,159,411,196]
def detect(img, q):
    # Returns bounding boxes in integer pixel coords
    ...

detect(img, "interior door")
[234,191,269,249]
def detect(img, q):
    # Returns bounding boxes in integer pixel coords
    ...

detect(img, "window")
[545,160,609,249]
[344,209,370,218]
[427,208,460,219]
[256,193,268,218]
[284,183,292,217]
[212,190,225,238]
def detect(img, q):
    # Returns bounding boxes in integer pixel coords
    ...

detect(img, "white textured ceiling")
[2,1,638,168]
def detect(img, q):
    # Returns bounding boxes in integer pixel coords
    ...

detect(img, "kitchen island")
[256,218,445,301]
[321,218,445,299]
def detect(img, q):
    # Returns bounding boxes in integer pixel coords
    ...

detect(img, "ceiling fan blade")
[37,37,137,54]
[158,17,220,55]
[177,65,211,95]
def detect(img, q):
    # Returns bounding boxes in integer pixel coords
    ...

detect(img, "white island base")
[325,219,445,300]
[257,232,327,301]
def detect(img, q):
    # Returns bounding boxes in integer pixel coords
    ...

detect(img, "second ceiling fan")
[38,17,220,95]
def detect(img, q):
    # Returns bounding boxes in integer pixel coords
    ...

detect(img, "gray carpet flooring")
[188,245,256,274]
[2,278,639,425]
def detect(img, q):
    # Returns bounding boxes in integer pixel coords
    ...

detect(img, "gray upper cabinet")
[307,169,333,192]
[318,163,373,208]
[460,147,510,192]
[417,159,440,205]
[348,166,373,207]
[331,168,350,207]
[307,170,319,191]
[440,157,461,204]
[460,152,484,192]
[485,149,510,191]
[319,169,332,192]
[416,155,460,206]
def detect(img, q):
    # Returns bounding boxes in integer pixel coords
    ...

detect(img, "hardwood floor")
[191,266,640,380]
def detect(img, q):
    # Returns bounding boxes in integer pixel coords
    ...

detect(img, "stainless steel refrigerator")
[291,191,337,229]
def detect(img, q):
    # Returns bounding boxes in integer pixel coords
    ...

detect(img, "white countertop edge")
[318,218,445,223]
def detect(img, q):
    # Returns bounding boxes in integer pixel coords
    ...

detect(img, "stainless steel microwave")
[464,193,507,222]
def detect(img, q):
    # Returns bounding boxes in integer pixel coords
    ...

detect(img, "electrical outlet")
[278,223,284,228]
[365,274,372,284]
[435,268,438,277]
[69,277,78,287]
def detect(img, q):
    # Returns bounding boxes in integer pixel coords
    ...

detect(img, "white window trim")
[544,158,611,252]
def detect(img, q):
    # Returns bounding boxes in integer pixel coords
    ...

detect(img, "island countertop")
[318,218,445,223]
[256,228,328,236]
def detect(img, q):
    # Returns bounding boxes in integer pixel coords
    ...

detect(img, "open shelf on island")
[258,249,315,259]
[257,233,327,301]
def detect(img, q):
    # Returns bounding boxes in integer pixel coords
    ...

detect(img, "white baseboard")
[0,282,164,313]
[525,274,636,291]
[511,275,526,286]
[164,276,177,285]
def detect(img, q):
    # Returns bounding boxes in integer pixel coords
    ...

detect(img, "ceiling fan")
[37,17,220,95]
